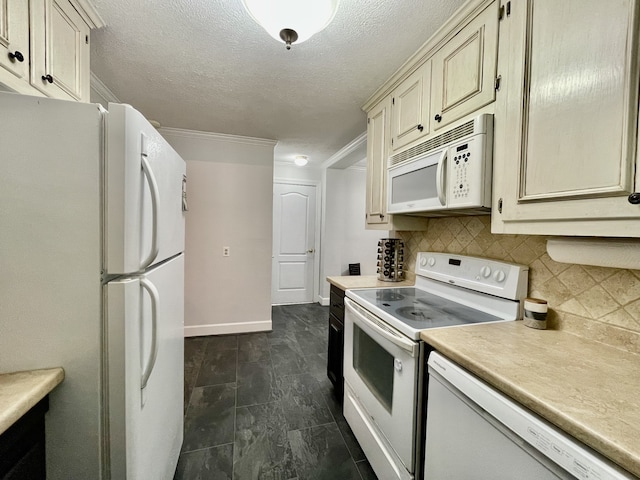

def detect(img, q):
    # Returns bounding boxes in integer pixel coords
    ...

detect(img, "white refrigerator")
[0,92,186,479]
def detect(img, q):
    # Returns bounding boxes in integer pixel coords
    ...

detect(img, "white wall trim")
[317,295,329,306]
[322,131,367,168]
[347,163,367,172]
[159,126,277,147]
[90,72,120,103]
[184,320,272,337]
[74,0,106,28]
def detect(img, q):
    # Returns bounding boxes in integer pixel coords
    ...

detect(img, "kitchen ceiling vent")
[389,118,475,167]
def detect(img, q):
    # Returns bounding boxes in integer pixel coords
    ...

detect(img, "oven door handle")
[345,298,418,357]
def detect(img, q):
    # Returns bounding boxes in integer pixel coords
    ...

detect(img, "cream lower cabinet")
[0,0,102,102]
[492,0,640,237]
[0,0,30,84]
[431,0,499,131]
[365,96,428,230]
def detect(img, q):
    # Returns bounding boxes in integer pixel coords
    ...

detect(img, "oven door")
[343,297,420,475]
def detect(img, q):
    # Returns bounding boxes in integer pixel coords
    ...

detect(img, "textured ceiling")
[90,0,466,165]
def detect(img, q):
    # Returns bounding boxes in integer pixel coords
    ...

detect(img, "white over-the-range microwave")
[387,113,493,216]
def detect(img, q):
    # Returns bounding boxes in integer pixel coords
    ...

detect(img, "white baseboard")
[184,320,272,337]
[318,295,329,306]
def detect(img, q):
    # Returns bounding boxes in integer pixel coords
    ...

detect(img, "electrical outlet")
[223,246,230,257]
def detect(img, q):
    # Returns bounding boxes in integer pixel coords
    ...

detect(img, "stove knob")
[494,270,506,283]
[419,257,427,267]
[428,257,436,267]
[481,266,492,278]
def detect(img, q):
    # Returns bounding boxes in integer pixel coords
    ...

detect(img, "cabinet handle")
[8,51,24,62]
[41,74,54,84]
[417,124,424,132]
[628,193,640,205]
[434,114,442,122]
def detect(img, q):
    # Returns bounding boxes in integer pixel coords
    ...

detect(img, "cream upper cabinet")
[30,0,91,101]
[365,96,429,231]
[431,0,499,131]
[492,0,640,236]
[390,61,431,152]
[0,0,102,101]
[366,97,389,226]
[0,0,30,82]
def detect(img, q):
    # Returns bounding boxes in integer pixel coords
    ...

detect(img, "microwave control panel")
[447,133,491,208]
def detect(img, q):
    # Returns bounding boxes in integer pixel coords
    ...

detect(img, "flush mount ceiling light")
[241,0,339,50]
[294,155,309,166]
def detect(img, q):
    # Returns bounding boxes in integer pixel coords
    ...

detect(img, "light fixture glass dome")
[241,0,339,49]
[294,155,309,166]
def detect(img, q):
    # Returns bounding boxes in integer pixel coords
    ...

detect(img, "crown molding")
[159,126,278,148]
[73,0,106,28]
[90,72,120,103]
[322,131,367,169]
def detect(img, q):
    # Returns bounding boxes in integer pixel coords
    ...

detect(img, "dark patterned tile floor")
[175,303,377,480]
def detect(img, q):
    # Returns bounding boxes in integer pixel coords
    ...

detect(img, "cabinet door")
[0,0,29,80]
[366,97,391,225]
[30,0,90,101]
[493,0,640,236]
[327,313,344,401]
[390,61,432,152]
[431,0,499,131]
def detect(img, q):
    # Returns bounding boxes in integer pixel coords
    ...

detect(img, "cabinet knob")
[628,193,640,205]
[417,124,424,132]
[41,74,54,84]
[434,114,442,122]
[8,50,24,62]
[379,214,384,219]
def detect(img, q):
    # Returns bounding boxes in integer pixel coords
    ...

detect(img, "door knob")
[306,249,315,254]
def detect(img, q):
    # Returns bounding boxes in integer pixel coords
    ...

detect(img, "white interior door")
[272,182,317,304]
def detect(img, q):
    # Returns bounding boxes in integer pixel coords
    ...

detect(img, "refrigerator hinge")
[141,133,149,157]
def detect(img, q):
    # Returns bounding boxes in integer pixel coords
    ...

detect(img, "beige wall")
[160,128,276,336]
[398,216,640,335]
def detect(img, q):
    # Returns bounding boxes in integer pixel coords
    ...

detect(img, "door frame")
[273,178,322,305]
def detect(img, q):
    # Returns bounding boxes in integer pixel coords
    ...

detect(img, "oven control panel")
[416,252,528,301]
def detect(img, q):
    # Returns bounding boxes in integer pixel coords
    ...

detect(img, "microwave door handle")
[436,149,447,206]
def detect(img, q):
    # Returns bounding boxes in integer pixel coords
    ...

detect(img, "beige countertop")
[326,275,414,290]
[0,368,64,435]
[421,322,640,478]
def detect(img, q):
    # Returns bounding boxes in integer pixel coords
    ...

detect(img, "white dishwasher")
[424,352,635,480]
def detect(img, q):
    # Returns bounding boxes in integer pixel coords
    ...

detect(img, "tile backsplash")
[398,216,640,335]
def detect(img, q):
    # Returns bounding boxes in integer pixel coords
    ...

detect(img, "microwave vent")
[389,119,475,167]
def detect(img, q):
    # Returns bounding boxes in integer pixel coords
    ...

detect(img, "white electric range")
[342,251,529,480]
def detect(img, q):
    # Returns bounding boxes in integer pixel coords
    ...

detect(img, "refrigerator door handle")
[140,155,160,270]
[140,278,159,393]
